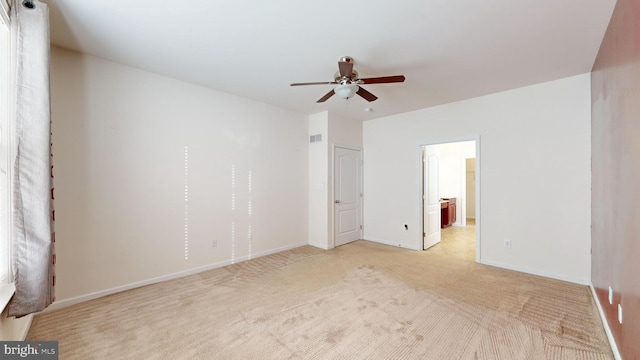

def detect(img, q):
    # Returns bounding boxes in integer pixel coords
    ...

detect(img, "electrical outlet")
[608,287,613,305]
[212,239,217,248]
[618,304,623,324]
[504,239,511,249]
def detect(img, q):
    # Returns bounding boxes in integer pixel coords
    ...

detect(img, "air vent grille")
[310,134,322,143]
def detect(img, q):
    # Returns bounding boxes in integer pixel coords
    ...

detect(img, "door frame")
[418,135,481,262]
[331,144,363,248]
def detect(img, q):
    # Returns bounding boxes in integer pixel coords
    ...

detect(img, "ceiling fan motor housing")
[334,70,359,83]
[335,56,357,83]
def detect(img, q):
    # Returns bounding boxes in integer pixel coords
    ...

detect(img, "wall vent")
[310,134,322,143]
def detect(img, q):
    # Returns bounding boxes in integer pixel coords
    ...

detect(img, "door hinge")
[360,192,363,197]
[360,225,363,230]
[423,232,426,238]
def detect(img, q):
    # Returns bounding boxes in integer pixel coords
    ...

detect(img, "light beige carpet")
[27,240,613,359]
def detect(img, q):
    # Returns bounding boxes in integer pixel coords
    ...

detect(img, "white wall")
[363,74,591,284]
[436,141,475,199]
[50,47,309,305]
[328,113,363,150]
[308,112,329,249]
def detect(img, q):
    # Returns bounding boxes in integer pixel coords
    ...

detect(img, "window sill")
[0,282,15,312]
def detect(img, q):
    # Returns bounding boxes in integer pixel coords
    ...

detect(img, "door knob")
[335,200,340,204]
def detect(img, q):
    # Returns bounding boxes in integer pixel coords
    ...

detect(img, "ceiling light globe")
[334,84,359,99]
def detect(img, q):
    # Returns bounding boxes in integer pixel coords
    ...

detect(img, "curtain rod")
[22,0,35,9]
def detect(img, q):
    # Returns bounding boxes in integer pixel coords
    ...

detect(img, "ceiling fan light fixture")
[334,84,359,99]
[291,57,404,103]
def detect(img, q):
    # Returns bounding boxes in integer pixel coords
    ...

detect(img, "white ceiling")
[40,0,616,121]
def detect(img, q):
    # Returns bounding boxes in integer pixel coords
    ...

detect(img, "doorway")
[421,139,479,262]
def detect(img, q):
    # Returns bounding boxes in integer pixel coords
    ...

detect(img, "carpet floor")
[27,236,613,359]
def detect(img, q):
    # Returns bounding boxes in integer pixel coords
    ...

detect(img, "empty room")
[0,0,638,359]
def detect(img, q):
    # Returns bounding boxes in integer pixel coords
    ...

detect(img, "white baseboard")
[19,314,33,341]
[308,242,331,250]
[480,259,590,285]
[0,312,33,341]
[590,284,622,360]
[362,236,420,251]
[46,242,308,312]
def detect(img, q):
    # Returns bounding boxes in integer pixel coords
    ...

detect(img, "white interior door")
[423,151,441,249]
[334,147,362,247]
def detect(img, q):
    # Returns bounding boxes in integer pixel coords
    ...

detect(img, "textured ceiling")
[41,0,616,121]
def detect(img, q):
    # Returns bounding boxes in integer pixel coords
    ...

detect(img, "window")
[0,0,7,27]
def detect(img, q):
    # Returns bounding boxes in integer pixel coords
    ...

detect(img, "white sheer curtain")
[7,0,55,318]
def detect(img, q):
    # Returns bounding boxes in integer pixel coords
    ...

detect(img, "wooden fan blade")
[356,87,378,102]
[359,75,406,84]
[338,61,354,78]
[317,90,335,103]
[291,81,337,86]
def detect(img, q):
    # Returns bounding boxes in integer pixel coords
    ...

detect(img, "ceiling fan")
[290,56,406,103]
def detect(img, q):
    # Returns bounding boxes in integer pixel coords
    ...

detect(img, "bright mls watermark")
[0,341,58,359]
